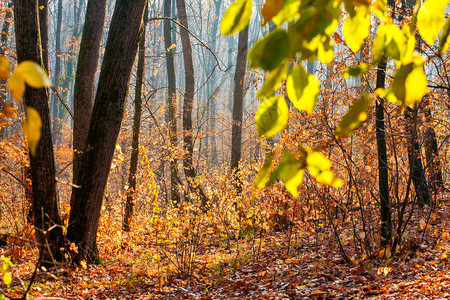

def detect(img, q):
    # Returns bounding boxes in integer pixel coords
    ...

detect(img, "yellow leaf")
[80,260,87,269]
[221,0,252,36]
[261,0,284,25]
[22,106,42,157]
[342,4,370,52]
[3,272,11,287]
[16,61,52,88]
[392,63,428,107]
[8,71,25,100]
[0,56,10,79]
[417,0,449,45]
[286,64,320,114]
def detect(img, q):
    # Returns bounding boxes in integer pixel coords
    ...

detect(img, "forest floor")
[3,201,450,299]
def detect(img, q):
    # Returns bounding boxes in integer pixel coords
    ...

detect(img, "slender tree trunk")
[0,1,12,139]
[123,5,148,231]
[375,58,392,247]
[14,0,63,265]
[73,0,108,178]
[404,106,430,207]
[67,0,147,262]
[230,25,249,192]
[176,0,208,207]
[423,97,443,196]
[51,0,63,143]
[164,0,180,204]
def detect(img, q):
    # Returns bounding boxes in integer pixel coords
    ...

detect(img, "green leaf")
[261,0,285,25]
[438,17,450,55]
[254,153,274,188]
[3,272,11,287]
[249,29,289,71]
[286,64,319,114]
[417,0,449,45]
[256,61,288,99]
[392,62,428,107]
[342,4,370,52]
[255,95,289,138]
[16,61,52,88]
[334,94,371,137]
[273,151,305,198]
[23,106,42,157]
[344,63,370,77]
[221,0,252,36]
[272,0,301,27]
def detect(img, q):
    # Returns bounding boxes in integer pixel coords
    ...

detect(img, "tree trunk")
[375,58,392,247]
[51,0,63,143]
[423,97,443,196]
[67,0,147,262]
[176,0,208,208]
[14,0,64,265]
[123,4,148,231]
[0,1,12,139]
[404,106,430,207]
[230,25,249,192]
[72,0,108,178]
[164,0,180,204]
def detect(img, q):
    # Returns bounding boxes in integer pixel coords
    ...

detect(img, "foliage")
[222,0,450,198]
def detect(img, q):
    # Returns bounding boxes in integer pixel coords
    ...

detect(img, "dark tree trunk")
[67,0,147,262]
[51,0,63,143]
[14,0,64,265]
[423,98,443,196]
[176,0,208,208]
[375,58,392,247]
[230,25,249,192]
[72,0,107,178]
[164,0,180,204]
[123,5,148,231]
[404,107,430,207]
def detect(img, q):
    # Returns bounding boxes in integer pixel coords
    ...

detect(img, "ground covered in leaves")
[3,201,450,299]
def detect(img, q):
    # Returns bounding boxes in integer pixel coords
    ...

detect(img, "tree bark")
[375,58,392,247]
[72,0,108,178]
[0,1,12,139]
[176,0,208,208]
[123,4,148,231]
[51,0,63,143]
[14,0,63,265]
[230,25,249,192]
[164,0,180,204]
[67,0,147,262]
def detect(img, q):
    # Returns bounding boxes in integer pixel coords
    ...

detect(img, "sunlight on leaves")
[272,151,305,198]
[271,0,300,27]
[344,63,370,77]
[8,71,25,100]
[305,147,343,188]
[2,272,11,287]
[221,0,252,36]
[438,17,450,55]
[16,61,52,89]
[255,95,288,139]
[391,62,428,107]
[254,153,274,189]
[334,94,371,137]
[256,61,288,99]
[286,64,319,114]
[22,106,42,157]
[343,4,370,52]
[417,0,449,45]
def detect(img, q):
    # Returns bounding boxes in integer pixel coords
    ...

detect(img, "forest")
[0,0,449,298]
